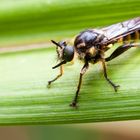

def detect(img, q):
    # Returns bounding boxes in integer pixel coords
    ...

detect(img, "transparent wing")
[101,17,140,44]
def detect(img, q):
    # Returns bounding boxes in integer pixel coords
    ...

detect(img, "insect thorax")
[74,29,105,62]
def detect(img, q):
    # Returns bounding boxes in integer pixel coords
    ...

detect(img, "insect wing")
[101,17,140,44]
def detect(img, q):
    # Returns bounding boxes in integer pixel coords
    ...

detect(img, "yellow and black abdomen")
[119,30,140,44]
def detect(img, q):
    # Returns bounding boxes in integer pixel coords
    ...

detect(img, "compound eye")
[63,46,74,62]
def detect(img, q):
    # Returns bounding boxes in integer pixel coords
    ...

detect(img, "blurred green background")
[0,0,140,140]
[0,0,140,46]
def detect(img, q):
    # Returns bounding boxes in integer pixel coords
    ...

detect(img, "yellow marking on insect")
[135,31,139,41]
[122,34,131,44]
[107,44,113,48]
[127,34,131,42]
[77,42,86,48]
[88,47,97,57]
[60,65,64,74]
[117,37,123,44]
[133,31,140,47]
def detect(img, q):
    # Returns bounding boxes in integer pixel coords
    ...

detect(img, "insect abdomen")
[117,29,140,44]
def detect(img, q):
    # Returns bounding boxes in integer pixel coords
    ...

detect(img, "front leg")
[101,59,119,92]
[70,62,89,107]
[47,65,64,88]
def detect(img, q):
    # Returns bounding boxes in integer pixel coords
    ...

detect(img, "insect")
[48,17,140,107]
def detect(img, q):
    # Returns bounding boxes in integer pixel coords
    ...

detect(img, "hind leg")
[105,43,140,62]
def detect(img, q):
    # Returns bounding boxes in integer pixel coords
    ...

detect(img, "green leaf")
[0,45,140,125]
[0,0,140,125]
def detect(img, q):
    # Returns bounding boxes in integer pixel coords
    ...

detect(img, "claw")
[114,85,120,92]
[70,101,78,108]
[47,81,51,88]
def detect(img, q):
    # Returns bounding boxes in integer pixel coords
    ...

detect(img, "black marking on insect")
[48,17,140,108]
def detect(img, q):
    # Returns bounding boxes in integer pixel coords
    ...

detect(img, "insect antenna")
[51,40,62,49]
[52,60,66,69]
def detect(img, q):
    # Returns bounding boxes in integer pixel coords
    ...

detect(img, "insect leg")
[105,43,140,62]
[70,62,89,107]
[47,65,64,88]
[101,60,119,92]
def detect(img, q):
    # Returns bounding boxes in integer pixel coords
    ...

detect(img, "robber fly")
[48,17,140,107]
